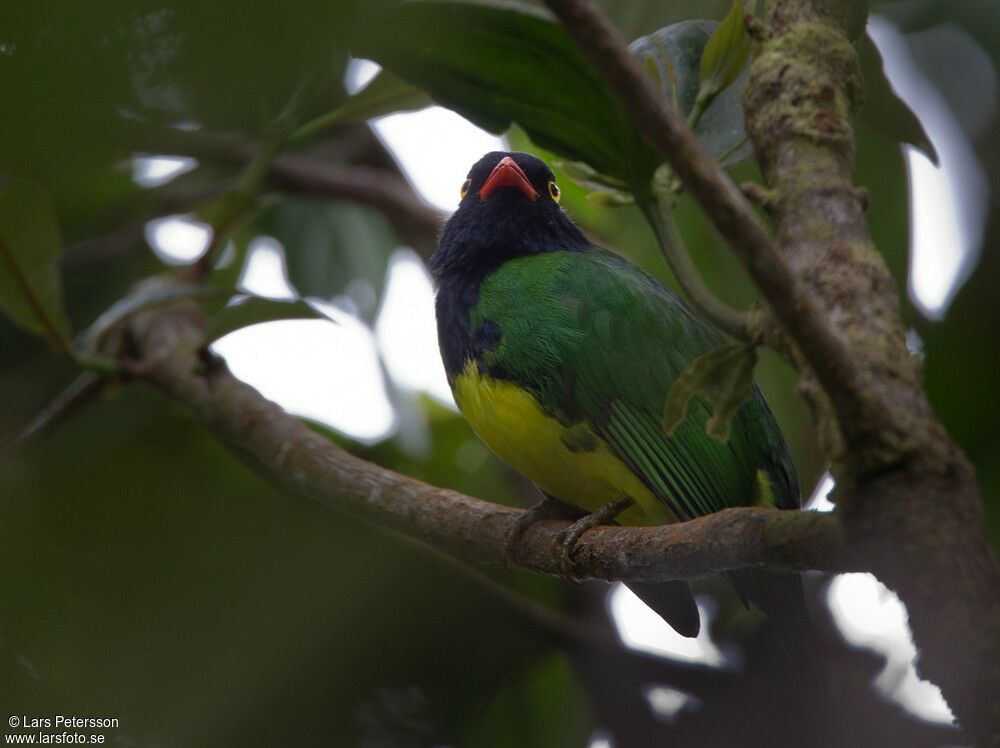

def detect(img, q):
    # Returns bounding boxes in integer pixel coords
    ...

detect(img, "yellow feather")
[755,469,776,507]
[453,362,674,526]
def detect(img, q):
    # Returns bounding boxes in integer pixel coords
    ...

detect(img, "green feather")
[470,246,798,521]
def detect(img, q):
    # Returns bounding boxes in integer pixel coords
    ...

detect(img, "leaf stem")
[191,136,283,279]
[288,106,350,146]
[639,197,751,340]
[687,88,712,129]
[714,134,750,167]
[71,351,121,373]
[2,372,107,451]
[238,135,286,196]
[0,236,74,355]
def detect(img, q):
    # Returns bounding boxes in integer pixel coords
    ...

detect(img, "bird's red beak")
[478,156,538,200]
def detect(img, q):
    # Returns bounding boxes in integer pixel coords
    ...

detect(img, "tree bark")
[542,0,1000,742]
[744,2,1000,742]
[92,0,1000,740]
[123,292,851,584]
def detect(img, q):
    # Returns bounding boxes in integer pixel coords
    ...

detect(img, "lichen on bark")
[743,1,927,478]
[741,2,1000,742]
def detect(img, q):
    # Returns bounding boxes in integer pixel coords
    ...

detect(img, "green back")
[470,247,798,519]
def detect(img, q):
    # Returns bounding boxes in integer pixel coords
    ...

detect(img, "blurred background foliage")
[0,0,996,745]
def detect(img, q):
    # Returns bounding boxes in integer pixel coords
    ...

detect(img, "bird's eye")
[460,179,471,199]
[548,181,560,203]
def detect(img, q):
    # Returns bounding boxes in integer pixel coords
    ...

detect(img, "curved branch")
[123,294,853,584]
[267,157,444,257]
[541,0,883,460]
[639,198,752,340]
[133,126,444,259]
[541,2,1000,741]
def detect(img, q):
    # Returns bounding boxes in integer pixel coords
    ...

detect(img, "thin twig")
[267,157,444,257]
[3,372,107,451]
[189,133,287,280]
[132,126,444,258]
[639,198,750,339]
[541,0,879,444]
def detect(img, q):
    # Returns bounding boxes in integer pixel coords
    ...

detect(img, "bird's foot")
[551,497,635,582]
[503,496,581,570]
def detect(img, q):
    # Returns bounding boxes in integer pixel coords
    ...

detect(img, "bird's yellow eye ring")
[460,179,471,199]
[548,181,560,203]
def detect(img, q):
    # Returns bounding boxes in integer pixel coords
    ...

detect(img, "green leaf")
[203,297,331,345]
[549,158,635,205]
[857,33,938,163]
[552,158,629,192]
[291,70,433,143]
[321,68,433,122]
[699,1,752,100]
[258,199,396,321]
[586,189,637,207]
[662,341,758,443]
[0,179,72,348]
[632,20,753,167]
[353,0,658,191]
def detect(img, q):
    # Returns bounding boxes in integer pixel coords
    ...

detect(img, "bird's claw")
[550,497,635,583]
[503,496,577,571]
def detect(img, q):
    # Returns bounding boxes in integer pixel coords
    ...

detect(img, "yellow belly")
[452,363,673,526]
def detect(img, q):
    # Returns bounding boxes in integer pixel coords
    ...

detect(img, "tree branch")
[541,0,886,466]
[406,535,745,698]
[122,292,853,585]
[267,158,444,258]
[639,198,753,340]
[133,126,444,259]
[743,3,999,742]
[2,372,107,450]
[541,1,1000,742]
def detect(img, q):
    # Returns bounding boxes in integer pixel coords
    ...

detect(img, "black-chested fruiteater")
[431,151,811,646]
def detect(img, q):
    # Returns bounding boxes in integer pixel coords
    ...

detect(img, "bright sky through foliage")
[132,155,197,187]
[608,583,726,666]
[145,213,211,264]
[213,239,396,441]
[375,250,455,406]
[869,16,990,319]
[829,574,952,723]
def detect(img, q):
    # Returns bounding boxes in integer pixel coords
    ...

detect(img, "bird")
[431,150,810,644]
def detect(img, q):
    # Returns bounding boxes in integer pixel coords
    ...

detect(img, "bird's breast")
[451,361,668,525]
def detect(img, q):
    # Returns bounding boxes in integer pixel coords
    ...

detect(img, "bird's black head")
[430,151,589,279]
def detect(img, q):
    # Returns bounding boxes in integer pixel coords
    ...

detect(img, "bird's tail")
[728,569,823,683]
[627,580,701,638]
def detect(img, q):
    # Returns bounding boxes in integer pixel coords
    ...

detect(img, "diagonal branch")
[123,292,854,584]
[541,2,1000,741]
[267,157,444,257]
[3,372,107,450]
[134,126,445,259]
[540,0,883,462]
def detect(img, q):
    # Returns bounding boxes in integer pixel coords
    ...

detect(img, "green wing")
[472,247,798,520]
